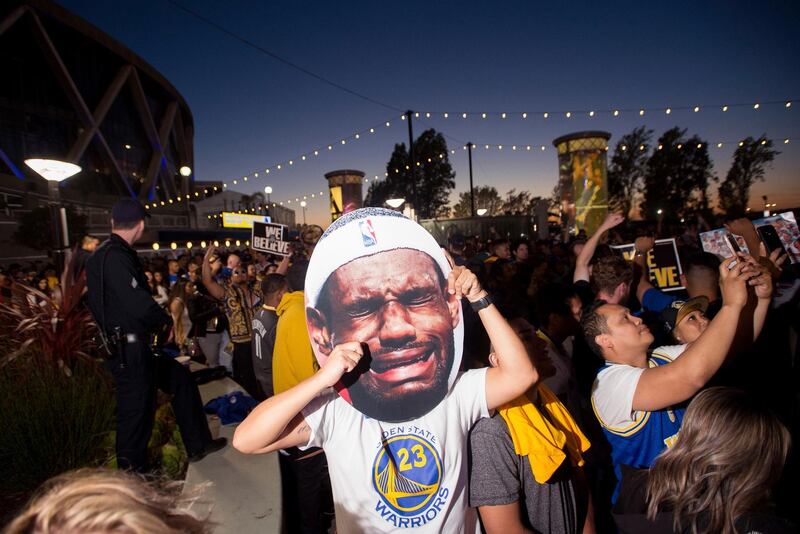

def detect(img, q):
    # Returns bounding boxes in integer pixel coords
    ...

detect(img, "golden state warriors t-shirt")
[301,368,488,533]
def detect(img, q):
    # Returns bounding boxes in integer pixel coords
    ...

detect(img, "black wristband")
[470,294,494,312]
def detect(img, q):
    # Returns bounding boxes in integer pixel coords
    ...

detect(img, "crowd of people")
[3,206,798,533]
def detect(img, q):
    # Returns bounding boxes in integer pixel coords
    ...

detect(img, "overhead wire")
[164,0,402,112]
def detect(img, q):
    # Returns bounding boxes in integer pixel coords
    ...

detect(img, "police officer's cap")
[111,198,150,224]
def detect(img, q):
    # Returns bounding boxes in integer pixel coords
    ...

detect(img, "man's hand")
[742,251,774,300]
[718,256,755,309]
[600,212,625,232]
[448,265,486,302]
[204,245,217,263]
[757,242,787,280]
[317,342,363,388]
[634,236,655,253]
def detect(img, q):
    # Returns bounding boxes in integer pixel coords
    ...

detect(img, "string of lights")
[206,133,797,214]
[449,136,796,152]
[407,99,794,119]
[145,115,399,209]
[145,239,252,252]
[146,99,794,211]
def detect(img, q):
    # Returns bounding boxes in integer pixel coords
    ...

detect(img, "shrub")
[0,355,116,494]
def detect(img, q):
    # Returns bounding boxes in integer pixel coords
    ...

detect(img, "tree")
[13,206,88,252]
[718,136,779,218]
[451,186,503,217]
[364,129,455,219]
[643,127,715,221]
[608,126,652,218]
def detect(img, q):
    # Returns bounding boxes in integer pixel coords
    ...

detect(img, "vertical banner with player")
[553,132,611,237]
[612,238,684,291]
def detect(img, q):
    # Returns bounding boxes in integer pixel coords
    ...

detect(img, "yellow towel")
[498,384,591,484]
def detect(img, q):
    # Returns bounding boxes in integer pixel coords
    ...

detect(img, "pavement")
[183,364,282,533]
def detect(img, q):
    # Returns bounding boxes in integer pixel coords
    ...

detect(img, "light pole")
[467,142,475,217]
[300,200,307,225]
[24,159,81,273]
[264,186,272,204]
[179,165,192,227]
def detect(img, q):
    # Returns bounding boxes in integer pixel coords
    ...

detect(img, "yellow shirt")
[498,384,591,484]
[272,291,318,394]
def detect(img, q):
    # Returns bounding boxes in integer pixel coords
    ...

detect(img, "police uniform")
[86,199,222,472]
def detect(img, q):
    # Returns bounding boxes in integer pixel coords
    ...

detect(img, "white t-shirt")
[592,345,686,428]
[302,368,489,533]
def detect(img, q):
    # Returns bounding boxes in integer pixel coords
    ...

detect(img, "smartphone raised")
[725,233,742,254]
[722,233,741,268]
[756,224,789,259]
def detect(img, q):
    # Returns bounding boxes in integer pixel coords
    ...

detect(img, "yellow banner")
[221,212,271,229]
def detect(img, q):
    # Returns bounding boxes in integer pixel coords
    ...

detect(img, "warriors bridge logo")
[372,434,450,528]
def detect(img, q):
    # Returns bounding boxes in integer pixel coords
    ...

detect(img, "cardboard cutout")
[304,208,463,422]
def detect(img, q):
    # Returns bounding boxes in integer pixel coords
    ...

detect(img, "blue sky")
[60,0,800,225]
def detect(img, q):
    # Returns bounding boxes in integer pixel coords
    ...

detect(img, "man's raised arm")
[233,342,363,454]
[632,256,755,412]
[447,265,538,410]
[201,246,226,300]
[574,213,624,283]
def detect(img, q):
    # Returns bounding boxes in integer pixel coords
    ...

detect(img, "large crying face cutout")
[304,208,464,423]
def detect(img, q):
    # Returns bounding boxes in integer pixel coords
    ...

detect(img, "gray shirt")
[469,412,588,534]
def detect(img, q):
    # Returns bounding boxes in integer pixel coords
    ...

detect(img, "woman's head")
[647,387,791,534]
[153,271,164,284]
[36,277,48,291]
[168,279,189,304]
[660,297,709,345]
[5,468,212,534]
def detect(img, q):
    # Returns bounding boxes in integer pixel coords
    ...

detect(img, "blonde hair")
[5,468,213,534]
[646,388,790,534]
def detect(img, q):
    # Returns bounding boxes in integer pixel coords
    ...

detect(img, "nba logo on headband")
[359,219,377,247]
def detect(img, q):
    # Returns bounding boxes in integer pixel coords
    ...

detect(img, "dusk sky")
[60,0,799,226]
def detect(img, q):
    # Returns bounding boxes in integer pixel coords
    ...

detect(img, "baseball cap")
[111,198,150,224]
[660,296,709,332]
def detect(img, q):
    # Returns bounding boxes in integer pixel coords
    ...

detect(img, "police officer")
[86,198,225,472]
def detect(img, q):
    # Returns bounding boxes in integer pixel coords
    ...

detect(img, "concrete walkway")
[183,365,282,533]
